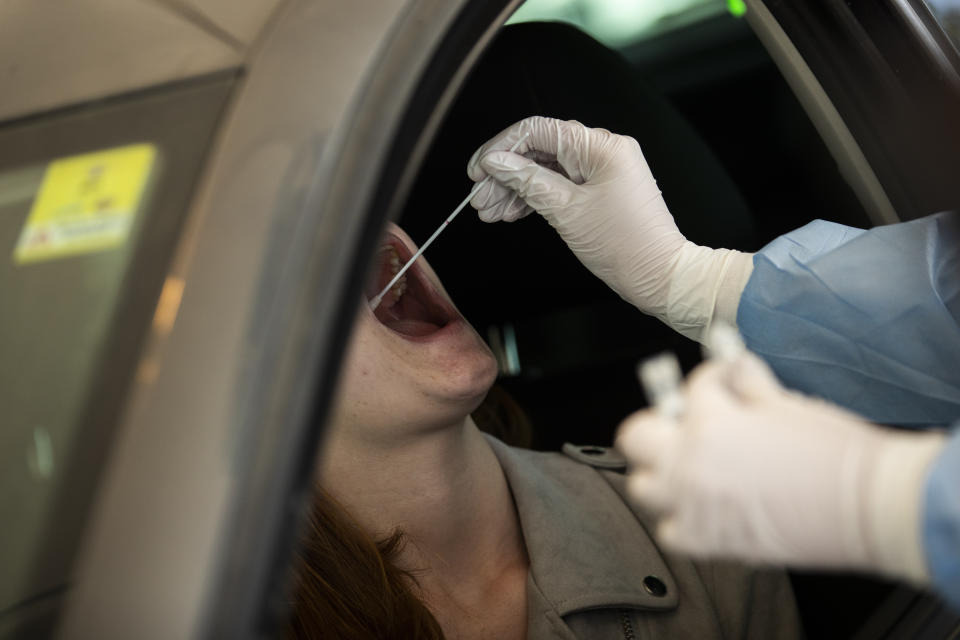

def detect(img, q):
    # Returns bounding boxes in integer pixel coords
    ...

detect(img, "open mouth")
[365,234,458,338]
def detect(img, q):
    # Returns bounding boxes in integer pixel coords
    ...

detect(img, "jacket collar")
[484,435,678,616]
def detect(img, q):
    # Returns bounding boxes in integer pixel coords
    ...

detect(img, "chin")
[440,344,499,411]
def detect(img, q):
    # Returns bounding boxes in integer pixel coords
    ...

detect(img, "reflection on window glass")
[0,144,160,613]
[0,76,231,637]
[925,0,960,50]
[508,0,729,48]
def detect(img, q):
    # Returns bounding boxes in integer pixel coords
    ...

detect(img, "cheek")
[330,357,405,431]
[332,327,390,407]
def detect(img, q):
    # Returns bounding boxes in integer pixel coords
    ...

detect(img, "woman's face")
[328,224,498,441]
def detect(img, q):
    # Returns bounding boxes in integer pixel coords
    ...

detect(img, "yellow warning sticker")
[13,143,157,265]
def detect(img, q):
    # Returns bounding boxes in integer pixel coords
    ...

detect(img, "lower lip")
[386,314,466,343]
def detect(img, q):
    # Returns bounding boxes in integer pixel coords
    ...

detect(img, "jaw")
[338,225,498,441]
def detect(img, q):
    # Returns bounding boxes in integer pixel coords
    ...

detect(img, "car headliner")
[0,0,282,123]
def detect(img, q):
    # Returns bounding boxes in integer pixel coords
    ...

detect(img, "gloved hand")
[616,350,948,584]
[467,116,753,342]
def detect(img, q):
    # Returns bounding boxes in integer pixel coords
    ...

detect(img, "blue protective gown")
[737,211,960,610]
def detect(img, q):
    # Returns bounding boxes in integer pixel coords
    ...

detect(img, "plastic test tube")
[638,322,745,418]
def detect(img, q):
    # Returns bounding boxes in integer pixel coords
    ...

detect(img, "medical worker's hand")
[467,116,753,342]
[616,350,948,584]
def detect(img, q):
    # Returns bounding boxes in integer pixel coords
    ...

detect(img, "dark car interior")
[397,16,951,639]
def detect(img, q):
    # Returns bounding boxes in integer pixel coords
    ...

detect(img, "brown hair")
[285,489,444,639]
[285,385,532,638]
[472,383,534,449]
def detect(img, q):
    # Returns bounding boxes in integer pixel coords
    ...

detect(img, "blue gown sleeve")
[925,427,960,611]
[737,211,960,427]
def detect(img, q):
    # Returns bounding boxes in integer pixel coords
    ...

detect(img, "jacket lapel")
[485,435,678,617]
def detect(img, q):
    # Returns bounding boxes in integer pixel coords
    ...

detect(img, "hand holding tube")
[616,349,947,584]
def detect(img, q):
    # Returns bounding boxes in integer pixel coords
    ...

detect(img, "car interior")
[1,1,959,638]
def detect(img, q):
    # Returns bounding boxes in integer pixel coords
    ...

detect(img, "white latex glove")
[467,116,753,343]
[616,350,948,584]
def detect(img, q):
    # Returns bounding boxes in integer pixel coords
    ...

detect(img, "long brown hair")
[285,385,531,638]
[285,489,444,639]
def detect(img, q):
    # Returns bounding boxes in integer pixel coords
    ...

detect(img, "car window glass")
[0,143,159,612]
[924,0,960,49]
[0,77,231,628]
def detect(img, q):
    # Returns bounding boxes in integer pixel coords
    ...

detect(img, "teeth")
[382,245,407,303]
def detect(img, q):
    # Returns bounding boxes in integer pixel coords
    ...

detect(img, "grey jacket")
[485,435,804,640]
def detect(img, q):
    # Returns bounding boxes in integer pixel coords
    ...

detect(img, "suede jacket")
[485,434,804,640]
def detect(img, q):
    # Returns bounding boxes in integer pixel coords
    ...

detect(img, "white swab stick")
[370,181,485,309]
[370,132,530,310]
